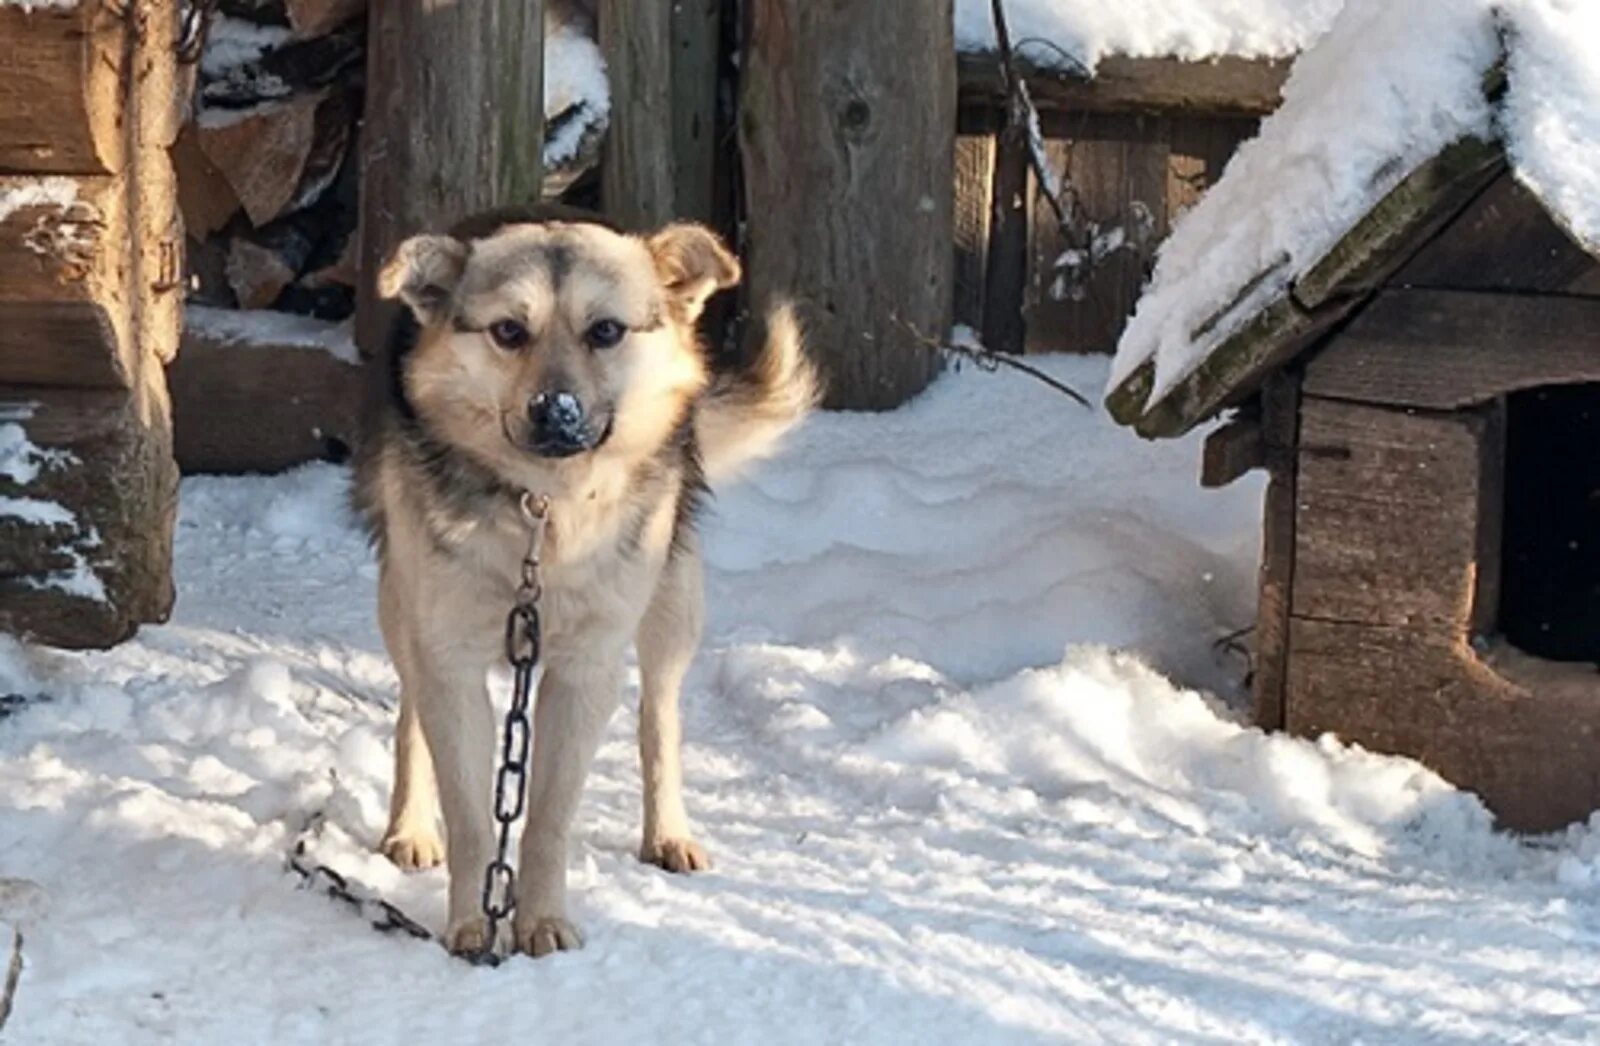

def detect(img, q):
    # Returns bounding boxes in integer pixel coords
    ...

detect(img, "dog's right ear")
[378,234,468,324]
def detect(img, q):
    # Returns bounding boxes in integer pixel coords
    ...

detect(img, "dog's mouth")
[502,411,615,460]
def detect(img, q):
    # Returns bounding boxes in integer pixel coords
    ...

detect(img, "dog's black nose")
[528,390,588,453]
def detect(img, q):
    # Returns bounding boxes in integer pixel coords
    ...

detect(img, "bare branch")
[893,315,1092,408]
[0,928,22,1034]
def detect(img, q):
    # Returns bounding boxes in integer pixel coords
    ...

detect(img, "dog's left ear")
[378,234,468,325]
[648,223,741,322]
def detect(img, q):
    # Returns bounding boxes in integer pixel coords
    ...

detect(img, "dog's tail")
[697,302,820,484]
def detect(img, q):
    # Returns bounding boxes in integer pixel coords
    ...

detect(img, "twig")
[893,315,1092,408]
[0,927,22,1034]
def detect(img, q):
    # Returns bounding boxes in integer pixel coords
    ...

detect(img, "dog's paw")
[444,915,494,958]
[380,828,445,870]
[514,915,584,958]
[640,837,711,874]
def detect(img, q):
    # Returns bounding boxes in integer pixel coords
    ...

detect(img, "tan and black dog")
[354,206,816,957]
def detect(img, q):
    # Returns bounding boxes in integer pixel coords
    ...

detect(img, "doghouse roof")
[1105,0,1600,438]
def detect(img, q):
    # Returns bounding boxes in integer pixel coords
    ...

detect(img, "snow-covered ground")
[3,356,1599,1043]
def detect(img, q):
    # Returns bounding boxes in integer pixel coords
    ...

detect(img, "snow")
[0,0,78,11]
[1110,0,1600,409]
[954,0,1345,70]
[186,305,360,366]
[544,23,611,170]
[1500,0,1600,254]
[0,425,72,488]
[4,355,1600,1042]
[0,179,80,226]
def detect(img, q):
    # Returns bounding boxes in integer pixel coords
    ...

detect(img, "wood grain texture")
[1251,372,1300,732]
[1291,397,1491,631]
[599,0,674,229]
[1285,620,1600,832]
[0,174,136,388]
[355,0,545,355]
[952,133,995,333]
[1395,172,1600,296]
[0,4,129,175]
[957,54,1290,116]
[741,0,952,409]
[981,122,1030,355]
[1303,289,1600,410]
[197,93,324,229]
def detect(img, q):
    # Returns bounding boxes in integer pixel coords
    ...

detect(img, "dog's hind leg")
[513,654,626,956]
[377,570,445,870]
[635,543,710,874]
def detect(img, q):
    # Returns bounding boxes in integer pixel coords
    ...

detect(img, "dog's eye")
[585,319,626,350]
[488,319,530,350]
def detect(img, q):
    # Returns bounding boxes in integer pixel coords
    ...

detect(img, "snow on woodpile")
[544,21,611,170]
[1110,0,1515,403]
[186,305,359,366]
[954,0,1345,69]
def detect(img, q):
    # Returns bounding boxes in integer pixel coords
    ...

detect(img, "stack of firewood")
[179,0,607,322]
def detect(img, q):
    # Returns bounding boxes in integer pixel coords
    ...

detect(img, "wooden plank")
[980,122,1030,355]
[1285,619,1600,832]
[355,0,545,355]
[171,310,362,474]
[952,133,995,333]
[1294,138,1503,309]
[1200,414,1263,488]
[958,53,1290,117]
[670,0,721,225]
[1303,289,1600,410]
[1251,372,1299,732]
[0,374,177,649]
[0,174,135,389]
[0,4,129,175]
[1167,116,1257,221]
[1292,397,1490,631]
[600,0,675,229]
[1394,171,1600,296]
[742,0,952,409]
[1024,115,1167,354]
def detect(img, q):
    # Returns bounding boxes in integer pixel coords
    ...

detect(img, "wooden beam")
[355,1,545,355]
[1200,414,1264,488]
[0,4,129,175]
[1303,289,1600,410]
[958,53,1291,117]
[599,0,675,229]
[980,122,1030,355]
[1251,371,1300,732]
[952,133,996,333]
[742,0,953,410]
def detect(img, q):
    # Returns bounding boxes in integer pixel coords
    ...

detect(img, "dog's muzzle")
[525,390,609,458]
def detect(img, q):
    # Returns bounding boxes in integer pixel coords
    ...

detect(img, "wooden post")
[355,2,545,355]
[599,0,721,229]
[741,0,954,410]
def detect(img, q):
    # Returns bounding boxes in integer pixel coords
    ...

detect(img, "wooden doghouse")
[1108,126,1600,830]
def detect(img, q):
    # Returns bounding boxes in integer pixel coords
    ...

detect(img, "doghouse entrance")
[1498,384,1600,662]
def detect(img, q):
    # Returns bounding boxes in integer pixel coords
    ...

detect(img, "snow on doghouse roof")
[954,0,1346,69]
[1106,0,1600,437]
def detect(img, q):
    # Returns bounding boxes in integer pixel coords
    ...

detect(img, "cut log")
[0,4,129,175]
[0,374,177,649]
[170,307,362,473]
[286,0,366,38]
[0,175,136,389]
[742,0,955,409]
[173,126,242,241]
[197,93,323,227]
[356,2,546,354]
[226,215,318,309]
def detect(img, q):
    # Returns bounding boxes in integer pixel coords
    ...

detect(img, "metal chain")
[465,492,551,965]
[285,812,434,942]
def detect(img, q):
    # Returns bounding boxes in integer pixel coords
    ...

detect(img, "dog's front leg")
[412,648,500,956]
[513,654,624,956]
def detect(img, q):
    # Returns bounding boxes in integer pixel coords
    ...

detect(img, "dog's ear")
[378,234,468,324]
[648,223,741,322]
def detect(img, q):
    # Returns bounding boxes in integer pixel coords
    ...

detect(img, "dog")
[353,205,817,957]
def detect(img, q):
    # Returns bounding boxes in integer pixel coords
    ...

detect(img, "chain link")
[285,813,434,942]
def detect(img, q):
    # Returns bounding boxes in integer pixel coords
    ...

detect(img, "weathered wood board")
[0,4,130,175]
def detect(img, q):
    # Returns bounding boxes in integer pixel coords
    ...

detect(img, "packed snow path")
[2,357,1598,1043]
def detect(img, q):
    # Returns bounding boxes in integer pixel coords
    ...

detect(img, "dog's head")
[379,214,738,484]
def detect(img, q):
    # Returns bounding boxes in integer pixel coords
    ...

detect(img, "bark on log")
[741,0,954,410]
[0,372,178,649]
[0,4,129,175]
[355,2,546,354]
